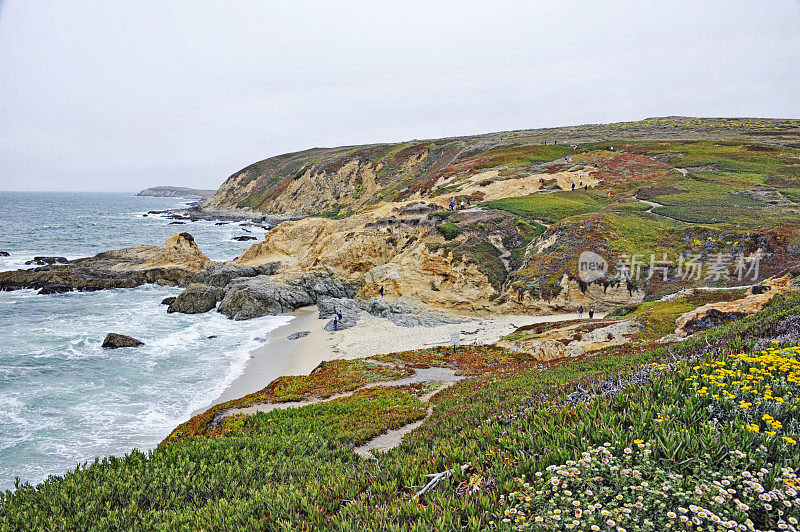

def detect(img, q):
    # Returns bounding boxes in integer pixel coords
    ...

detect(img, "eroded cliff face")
[233,204,500,312]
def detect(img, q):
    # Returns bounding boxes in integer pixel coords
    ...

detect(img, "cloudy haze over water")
[0,0,798,192]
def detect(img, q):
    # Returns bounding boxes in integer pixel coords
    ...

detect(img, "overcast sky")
[0,1,798,192]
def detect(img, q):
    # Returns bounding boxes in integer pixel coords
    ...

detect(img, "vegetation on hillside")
[3,291,799,530]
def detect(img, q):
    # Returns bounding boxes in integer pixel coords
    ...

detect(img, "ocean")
[0,192,290,491]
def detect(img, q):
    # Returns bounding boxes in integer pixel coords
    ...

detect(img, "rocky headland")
[0,232,210,294]
[136,186,217,199]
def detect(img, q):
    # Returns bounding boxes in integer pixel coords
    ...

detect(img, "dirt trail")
[639,199,663,214]
[354,371,464,459]
[213,366,462,425]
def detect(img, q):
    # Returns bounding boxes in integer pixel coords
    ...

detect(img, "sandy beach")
[202,305,586,412]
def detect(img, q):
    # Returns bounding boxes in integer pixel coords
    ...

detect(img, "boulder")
[361,297,463,327]
[167,283,225,314]
[192,262,280,287]
[25,256,68,266]
[318,296,362,319]
[232,236,258,241]
[511,339,567,361]
[217,277,315,320]
[287,331,310,340]
[216,269,357,321]
[161,296,176,305]
[102,333,144,348]
[324,316,359,331]
[0,251,9,257]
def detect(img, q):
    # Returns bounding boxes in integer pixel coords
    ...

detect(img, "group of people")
[577,305,595,319]
[448,199,470,211]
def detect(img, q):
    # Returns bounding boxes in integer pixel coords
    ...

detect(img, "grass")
[468,145,573,171]
[483,191,607,224]
[3,293,799,529]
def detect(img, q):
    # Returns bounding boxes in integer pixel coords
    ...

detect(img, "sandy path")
[353,373,464,459]
[200,307,583,416]
[214,366,462,423]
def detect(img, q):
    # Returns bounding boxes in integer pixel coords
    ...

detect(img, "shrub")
[437,223,461,241]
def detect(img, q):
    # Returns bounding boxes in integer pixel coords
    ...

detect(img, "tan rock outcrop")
[675,276,796,337]
[0,232,210,294]
[132,232,211,271]
[232,208,498,312]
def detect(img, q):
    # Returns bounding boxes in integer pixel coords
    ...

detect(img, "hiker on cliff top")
[588,308,595,319]
[449,200,455,211]
[578,305,584,318]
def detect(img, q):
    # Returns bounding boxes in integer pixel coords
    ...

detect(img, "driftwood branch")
[414,463,471,499]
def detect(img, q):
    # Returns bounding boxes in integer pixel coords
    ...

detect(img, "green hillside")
[2,295,799,529]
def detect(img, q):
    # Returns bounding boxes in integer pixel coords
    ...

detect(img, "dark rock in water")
[38,284,74,295]
[167,283,225,314]
[207,335,218,339]
[161,296,176,306]
[169,221,186,225]
[232,236,258,241]
[0,251,10,257]
[142,214,148,217]
[25,256,68,266]
[287,331,310,340]
[215,222,228,226]
[102,333,144,348]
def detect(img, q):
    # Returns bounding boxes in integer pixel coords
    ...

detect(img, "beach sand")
[201,306,585,413]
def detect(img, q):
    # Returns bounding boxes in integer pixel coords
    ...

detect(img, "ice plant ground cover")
[1,295,799,529]
[504,346,800,531]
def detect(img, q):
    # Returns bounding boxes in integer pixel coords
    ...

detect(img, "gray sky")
[1,1,798,192]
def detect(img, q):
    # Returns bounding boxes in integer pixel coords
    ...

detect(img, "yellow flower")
[783,437,797,445]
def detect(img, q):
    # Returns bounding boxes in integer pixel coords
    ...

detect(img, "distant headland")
[136,186,216,199]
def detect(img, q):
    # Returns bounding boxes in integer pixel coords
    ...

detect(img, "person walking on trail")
[564,156,568,163]
[584,184,588,191]
[449,200,455,211]
[571,182,575,191]
[333,316,339,331]
[588,308,595,319]
[337,310,342,321]
[460,200,465,210]
[578,305,584,319]
[379,285,384,297]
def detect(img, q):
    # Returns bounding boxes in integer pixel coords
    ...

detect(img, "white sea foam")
[0,192,284,491]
